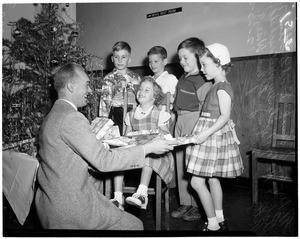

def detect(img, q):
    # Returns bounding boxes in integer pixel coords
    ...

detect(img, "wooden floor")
[3,178,297,236]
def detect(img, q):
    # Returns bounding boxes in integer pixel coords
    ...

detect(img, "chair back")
[122,88,128,136]
[272,93,295,149]
[166,92,171,113]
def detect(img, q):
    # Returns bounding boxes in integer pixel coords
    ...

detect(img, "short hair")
[177,37,205,55]
[147,46,167,59]
[139,76,164,106]
[199,48,233,74]
[112,41,131,54]
[53,63,84,92]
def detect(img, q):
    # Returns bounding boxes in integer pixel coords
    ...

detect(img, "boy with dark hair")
[171,37,212,221]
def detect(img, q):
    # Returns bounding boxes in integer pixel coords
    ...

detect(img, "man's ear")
[66,82,74,93]
[111,55,114,63]
[128,56,132,63]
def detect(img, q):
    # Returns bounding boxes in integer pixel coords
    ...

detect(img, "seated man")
[35,63,175,230]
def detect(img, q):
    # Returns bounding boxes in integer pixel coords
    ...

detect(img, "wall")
[77,2,296,69]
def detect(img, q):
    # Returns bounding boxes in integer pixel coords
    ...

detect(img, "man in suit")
[35,63,175,230]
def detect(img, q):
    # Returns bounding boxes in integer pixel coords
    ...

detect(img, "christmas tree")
[2,3,103,144]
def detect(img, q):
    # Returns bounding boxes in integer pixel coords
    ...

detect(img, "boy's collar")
[154,71,167,79]
[113,68,129,75]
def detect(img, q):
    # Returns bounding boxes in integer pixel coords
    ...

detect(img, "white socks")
[207,217,221,231]
[136,184,148,196]
[215,209,225,223]
[115,184,148,204]
[114,191,123,204]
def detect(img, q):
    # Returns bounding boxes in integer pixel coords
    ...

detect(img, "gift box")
[91,117,120,140]
[102,129,196,148]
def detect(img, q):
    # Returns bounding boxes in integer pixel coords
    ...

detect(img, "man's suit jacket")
[35,99,146,229]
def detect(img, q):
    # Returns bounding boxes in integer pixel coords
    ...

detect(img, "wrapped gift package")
[91,117,120,140]
[102,130,196,147]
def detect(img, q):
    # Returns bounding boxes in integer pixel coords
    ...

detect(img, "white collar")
[135,105,153,119]
[155,71,167,80]
[60,99,77,111]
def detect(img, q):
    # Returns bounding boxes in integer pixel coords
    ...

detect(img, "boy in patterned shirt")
[100,41,141,135]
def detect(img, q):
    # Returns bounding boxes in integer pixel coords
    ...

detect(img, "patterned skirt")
[186,117,244,178]
[147,152,174,184]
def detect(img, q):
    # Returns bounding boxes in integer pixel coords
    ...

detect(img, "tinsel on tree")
[2,3,103,144]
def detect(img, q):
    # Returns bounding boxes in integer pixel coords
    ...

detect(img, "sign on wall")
[147,7,182,19]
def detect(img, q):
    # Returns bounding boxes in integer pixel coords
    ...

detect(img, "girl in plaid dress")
[186,43,244,231]
[110,76,174,210]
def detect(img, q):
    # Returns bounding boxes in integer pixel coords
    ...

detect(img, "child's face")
[111,49,131,71]
[148,54,166,76]
[137,81,155,105]
[178,48,199,74]
[199,54,220,80]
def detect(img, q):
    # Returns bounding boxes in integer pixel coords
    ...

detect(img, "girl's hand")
[195,131,210,144]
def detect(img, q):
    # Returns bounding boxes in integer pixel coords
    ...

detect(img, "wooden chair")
[104,89,171,230]
[251,93,296,204]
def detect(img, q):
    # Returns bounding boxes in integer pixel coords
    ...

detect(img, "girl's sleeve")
[218,82,234,100]
[158,111,171,126]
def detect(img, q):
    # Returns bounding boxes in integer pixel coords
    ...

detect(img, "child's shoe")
[218,220,229,231]
[110,198,124,211]
[201,222,221,232]
[125,193,148,209]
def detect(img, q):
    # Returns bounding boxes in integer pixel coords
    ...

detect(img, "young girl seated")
[110,76,174,210]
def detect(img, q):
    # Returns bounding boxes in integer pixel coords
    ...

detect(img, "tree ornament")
[13,28,22,38]
[71,30,79,38]
[50,26,58,33]
[62,53,68,63]
[66,3,70,7]
[51,58,59,67]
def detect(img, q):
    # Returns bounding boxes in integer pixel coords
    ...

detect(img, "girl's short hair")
[177,37,205,55]
[112,41,131,54]
[147,46,167,59]
[139,76,164,106]
[199,48,233,74]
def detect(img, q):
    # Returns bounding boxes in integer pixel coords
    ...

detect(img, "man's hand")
[143,138,177,155]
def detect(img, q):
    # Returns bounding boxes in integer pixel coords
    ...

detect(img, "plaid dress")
[186,81,244,178]
[128,106,174,184]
